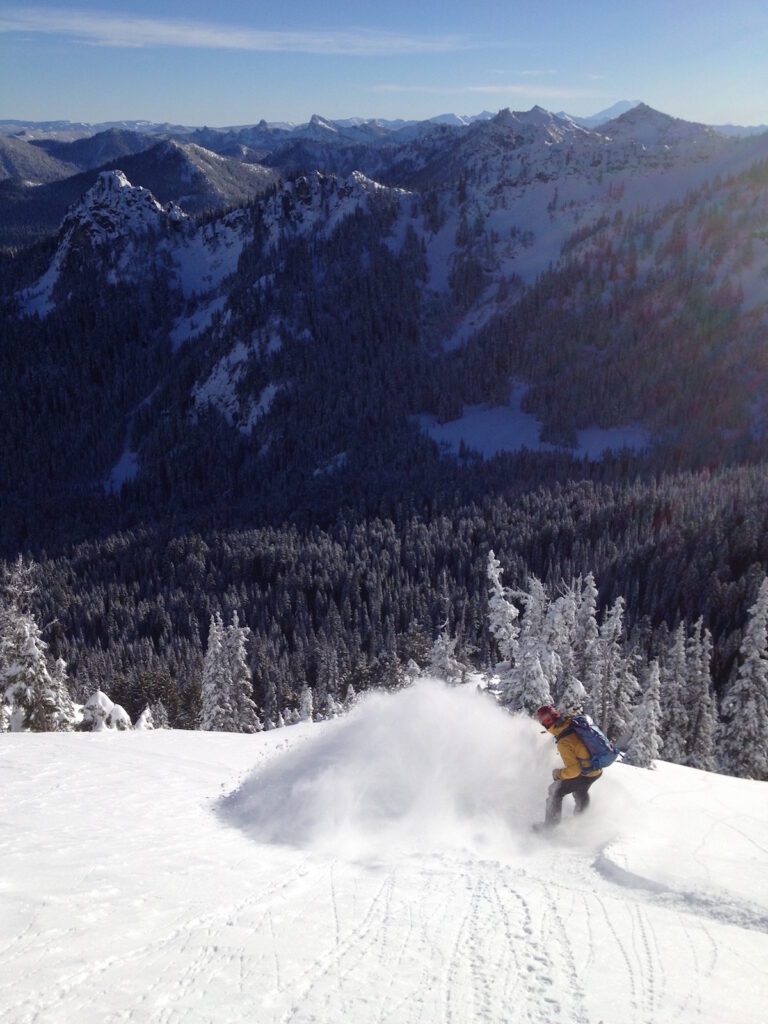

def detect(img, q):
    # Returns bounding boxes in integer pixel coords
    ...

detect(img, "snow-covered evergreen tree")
[262,675,279,730]
[199,613,233,731]
[1,559,76,732]
[135,706,156,730]
[719,577,768,779]
[323,693,343,718]
[299,684,314,722]
[486,551,519,664]
[613,650,639,743]
[426,621,467,684]
[589,596,634,740]
[660,623,689,763]
[225,612,262,733]
[626,660,663,768]
[2,608,63,732]
[572,573,600,697]
[150,700,170,729]
[81,690,132,731]
[559,675,588,716]
[684,619,717,771]
[344,684,358,711]
[546,585,578,704]
[503,574,554,712]
[511,647,553,714]
[50,657,77,731]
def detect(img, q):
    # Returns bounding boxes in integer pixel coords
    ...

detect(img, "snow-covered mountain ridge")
[20,166,405,321]
[20,170,186,315]
[2,681,766,1024]
[17,97,768,464]
[7,99,768,534]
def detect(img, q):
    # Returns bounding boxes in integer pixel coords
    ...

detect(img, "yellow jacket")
[548,720,602,780]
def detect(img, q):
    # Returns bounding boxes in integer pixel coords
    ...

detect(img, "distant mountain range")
[4,98,768,557]
[3,102,766,147]
[3,101,765,250]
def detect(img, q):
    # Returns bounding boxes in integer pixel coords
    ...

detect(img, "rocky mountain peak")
[63,170,179,245]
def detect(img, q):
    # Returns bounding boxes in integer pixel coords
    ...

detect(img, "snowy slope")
[2,680,766,1024]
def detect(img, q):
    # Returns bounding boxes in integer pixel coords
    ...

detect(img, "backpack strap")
[554,721,599,774]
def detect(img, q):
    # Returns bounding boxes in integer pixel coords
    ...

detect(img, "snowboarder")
[534,704,602,830]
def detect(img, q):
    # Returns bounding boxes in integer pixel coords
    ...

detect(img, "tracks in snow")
[1,838,748,1024]
[4,733,768,1024]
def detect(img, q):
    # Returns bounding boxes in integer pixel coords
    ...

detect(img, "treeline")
[2,463,765,734]
[4,507,767,777]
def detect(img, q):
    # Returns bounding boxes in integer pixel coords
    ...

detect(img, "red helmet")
[536,705,559,728]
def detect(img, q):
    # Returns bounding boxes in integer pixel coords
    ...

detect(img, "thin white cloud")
[374,83,604,101]
[0,7,473,56]
[488,68,558,78]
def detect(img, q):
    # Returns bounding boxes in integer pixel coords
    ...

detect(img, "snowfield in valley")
[2,680,766,1023]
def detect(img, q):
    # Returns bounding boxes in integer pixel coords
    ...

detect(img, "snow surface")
[418,384,650,460]
[2,678,766,1024]
[170,295,228,351]
[105,446,139,492]
[192,342,277,434]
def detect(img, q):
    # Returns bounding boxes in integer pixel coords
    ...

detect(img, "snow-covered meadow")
[2,679,767,1023]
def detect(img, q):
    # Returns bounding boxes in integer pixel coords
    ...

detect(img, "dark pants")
[545,775,598,825]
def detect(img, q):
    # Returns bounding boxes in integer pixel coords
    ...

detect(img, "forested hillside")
[3,105,768,775]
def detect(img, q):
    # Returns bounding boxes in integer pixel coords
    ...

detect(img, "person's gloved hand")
[552,768,562,781]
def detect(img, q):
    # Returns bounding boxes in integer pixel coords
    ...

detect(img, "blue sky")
[1,1,767,127]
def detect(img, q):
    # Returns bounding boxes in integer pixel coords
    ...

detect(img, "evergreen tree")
[572,573,600,696]
[136,706,156,730]
[626,660,663,768]
[589,597,629,740]
[510,647,552,714]
[1,600,72,732]
[559,675,588,716]
[199,613,233,731]
[660,624,689,763]
[719,578,768,779]
[323,693,344,718]
[486,551,519,664]
[685,619,717,771]
[344,684,358,711]
[81,690,132,731]
[225,612,262,733]
[150,700,170,729]
[50,657,78,731]
[262,675,280,730]
[612,650,639,743]
[505,574,552,711]
[426,621,467,684]
[299,684,314,722]
[547,585,578,704]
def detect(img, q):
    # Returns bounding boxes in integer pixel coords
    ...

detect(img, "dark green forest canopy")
[22,463,768,725]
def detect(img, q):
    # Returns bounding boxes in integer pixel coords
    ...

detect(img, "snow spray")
[220,678,559,857]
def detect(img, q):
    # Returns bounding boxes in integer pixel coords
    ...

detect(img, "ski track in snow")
[2,691,768,1024]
